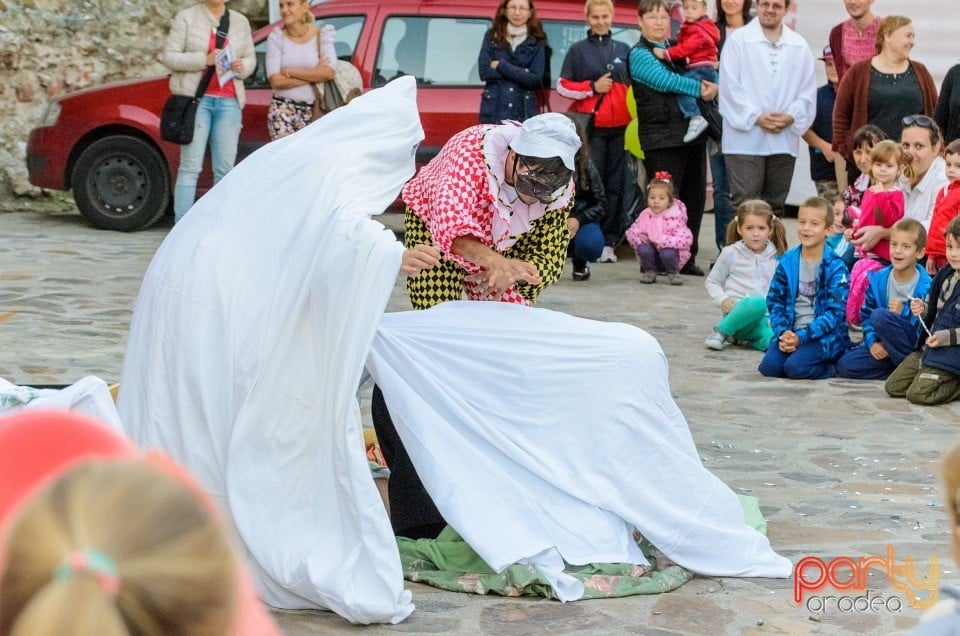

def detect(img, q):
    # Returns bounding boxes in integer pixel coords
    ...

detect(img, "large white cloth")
[719,18,816,157]
[367,301,793,600]
[118,78,422,623]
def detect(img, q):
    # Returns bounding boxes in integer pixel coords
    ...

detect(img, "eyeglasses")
[902,114,935,129]
[513,158,568,204]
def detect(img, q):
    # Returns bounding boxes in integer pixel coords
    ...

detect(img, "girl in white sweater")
[704,200,787,351]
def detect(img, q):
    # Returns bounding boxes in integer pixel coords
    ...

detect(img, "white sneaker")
[683,116,709,143]
[705,327,726,351]
[598,245,618,263]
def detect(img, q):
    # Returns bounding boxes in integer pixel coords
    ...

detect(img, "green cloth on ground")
[396,495,767,599]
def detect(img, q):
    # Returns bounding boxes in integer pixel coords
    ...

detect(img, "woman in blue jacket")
[478,0,547,124]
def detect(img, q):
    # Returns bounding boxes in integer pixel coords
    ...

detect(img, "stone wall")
[0,0,267,201]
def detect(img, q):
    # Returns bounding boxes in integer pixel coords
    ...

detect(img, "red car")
[26,0,639,231]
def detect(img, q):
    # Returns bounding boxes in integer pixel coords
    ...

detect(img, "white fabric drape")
[0,376,121,433]
[118,78,422,624]
[367,301,793,599]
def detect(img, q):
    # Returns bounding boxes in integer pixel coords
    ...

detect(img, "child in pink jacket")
[626,171,693,285]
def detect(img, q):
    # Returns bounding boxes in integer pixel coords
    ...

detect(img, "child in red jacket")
[653,0,719,143]
[926,140,960,273]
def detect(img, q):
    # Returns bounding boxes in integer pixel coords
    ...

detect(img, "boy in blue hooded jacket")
[760,197,849,380]
[837,219,932,380]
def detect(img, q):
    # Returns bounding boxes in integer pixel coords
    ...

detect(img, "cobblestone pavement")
[2,205,958,635]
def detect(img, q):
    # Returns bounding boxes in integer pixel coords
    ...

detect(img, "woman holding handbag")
[162,0,255,222]
[557,0,632,263]
[266,0,339,140]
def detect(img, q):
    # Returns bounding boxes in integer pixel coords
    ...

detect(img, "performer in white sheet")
[118,77,437,624]
[119,76,791,625]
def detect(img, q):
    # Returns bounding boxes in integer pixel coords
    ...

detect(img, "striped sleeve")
[628,45,701,97]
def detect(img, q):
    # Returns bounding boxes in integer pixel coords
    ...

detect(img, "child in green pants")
[704,200,788,350]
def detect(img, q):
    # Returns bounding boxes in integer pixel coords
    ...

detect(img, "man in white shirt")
[718,0,816,218]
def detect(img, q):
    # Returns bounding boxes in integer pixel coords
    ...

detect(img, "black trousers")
[590,125,627,245]
[642,143,707,261]
[371,385,447,539]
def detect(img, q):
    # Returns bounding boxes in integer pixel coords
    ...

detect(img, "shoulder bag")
[310,30,363,121]
[160,11,230,144]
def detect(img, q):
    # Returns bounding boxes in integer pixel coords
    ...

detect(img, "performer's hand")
[400,244,441,276]
[468,256,539,300]
[720,298,735,314]
[869,342,889,360]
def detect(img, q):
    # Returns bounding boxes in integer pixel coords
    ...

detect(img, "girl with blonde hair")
[0,460,236,636]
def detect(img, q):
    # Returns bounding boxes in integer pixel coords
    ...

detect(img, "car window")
[540,21,640,85]
[372,16,491,88]
[246,15,366,89]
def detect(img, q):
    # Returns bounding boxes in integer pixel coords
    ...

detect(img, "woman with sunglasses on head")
[832,16,937,170]
[850,116,948,256]
[478,0,548,124]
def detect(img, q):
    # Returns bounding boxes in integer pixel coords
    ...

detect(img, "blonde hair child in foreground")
[0,461,236,636]
[704,200,787,351]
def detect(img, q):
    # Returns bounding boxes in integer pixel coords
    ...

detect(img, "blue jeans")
[174,95,242,221]
[836,309,919,380]
[678,66,717,119]
[570,222,604,270]
[709,140,732,251]
[759,339,837,380]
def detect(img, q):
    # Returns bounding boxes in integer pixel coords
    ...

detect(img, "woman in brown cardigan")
[832,15,937,165]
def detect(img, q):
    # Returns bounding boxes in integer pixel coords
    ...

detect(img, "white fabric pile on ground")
[0,376,121,433]
[367,301,793,600]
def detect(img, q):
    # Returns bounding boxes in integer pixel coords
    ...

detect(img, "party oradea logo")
[794,545,938,614]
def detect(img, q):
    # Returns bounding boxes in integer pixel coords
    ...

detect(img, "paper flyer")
[215,42,235,87]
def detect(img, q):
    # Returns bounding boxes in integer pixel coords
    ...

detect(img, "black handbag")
[160,11,230,144]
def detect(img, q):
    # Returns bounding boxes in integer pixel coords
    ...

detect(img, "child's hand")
[843,228,853,240]
[926,259,938,275]
[720,298,735,314]
[778,330,799,353]
[869,342,889,360]
[888,299,904,314]
[910,298,926,317]
[653,48,666,60]
[926,333,940,348]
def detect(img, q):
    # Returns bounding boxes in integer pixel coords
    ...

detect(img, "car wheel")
[72,135,170,232]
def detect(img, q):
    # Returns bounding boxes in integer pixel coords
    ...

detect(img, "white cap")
[508,113,581,170]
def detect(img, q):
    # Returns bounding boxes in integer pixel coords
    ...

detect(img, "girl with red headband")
[625,171,693,285]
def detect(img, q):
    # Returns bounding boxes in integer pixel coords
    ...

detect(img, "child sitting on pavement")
[652,0,718,143]
[759,196,850,380]
[925,139,960,275]
[836,219,932,380]
[704,200,787,351]
[885,216,960,405]
[625,171,693,285]
[845,140,910,327]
